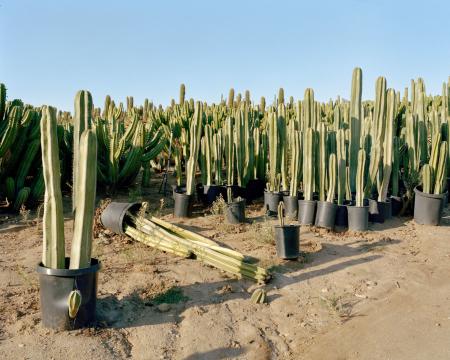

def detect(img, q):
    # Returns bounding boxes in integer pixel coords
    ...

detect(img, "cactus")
[0,105,21,158]
[213,131,223,185]
[41,106,65,269]
[378,89,395,202]
[13,187,30,211]
[70,129,97,269]
[186,102,203,195]
[228,89,235,109]
[267,110,280,192]
[349,68,362,193]
[391,137,400,197]
[289,131,301,197]
[277,201,285,226]
[278,105,288,190]
[434,141,448,194]
[73,90,93,212]
[303,128,314,201]
[278,88,285,105]
[224,116,234,186]
[318,122,327,201]
[336,129,346,205]
[179,84,186,105]
[15,139,40,190]
[0,83,6,121]
[250,288,267,304]
[327,153,336,203]
[355,149,366,207]
[422,164,432,194]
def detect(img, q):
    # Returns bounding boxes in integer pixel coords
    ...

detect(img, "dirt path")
[0,192,449,359]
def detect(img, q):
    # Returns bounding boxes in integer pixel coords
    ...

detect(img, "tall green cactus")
[349,67,362,193]
[422,164,432,194]
[289,131,300,197]
[179,84,186,105]
[70,129,97,269]
[186,102,203,195]
[378,89,395,201]
[224,116,234,186]
[356,149,366,207]
[41,106,65,269]
[434,141,448,194]
[327,153,336,203]
[336,129,346,205]
[73,90,93,212]
[303,128,314,201]
[318,122,327,201]
[0,83,6,121]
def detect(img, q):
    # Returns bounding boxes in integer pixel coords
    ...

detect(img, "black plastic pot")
[173,191,194,218]
[264,191,282,215]
[297,199,316,225]
[196,183,205,203]
[390,196,403,216]
[335,202,350,227]
[347,205,369,231]
[100,202,141,235]
[37,258,101,330]
[172,184,186,200]
[315,201,338,230]
[203,185,224,206]
[225,185,240,202]
[274,225,300,259]
[368,199,392,223]
[225,199,246,224]
[283,195,298,219]
[246,179,265,201]
[413,186,446,226]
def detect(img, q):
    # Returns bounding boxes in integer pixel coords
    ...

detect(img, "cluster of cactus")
[41,91,97,270]
[1,70,450,212]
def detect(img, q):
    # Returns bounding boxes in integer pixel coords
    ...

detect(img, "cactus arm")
[349,68,363,193]
[356,149,366,207]
[327,154,336,203]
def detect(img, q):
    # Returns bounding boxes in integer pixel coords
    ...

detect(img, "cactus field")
[1,68,450,359]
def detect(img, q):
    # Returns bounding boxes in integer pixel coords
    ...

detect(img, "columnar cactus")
[73,90,93,212]
[289,131,301,197]
[355,149,366,207]
[327,153,336,203]
[179,84,186,105]
[349,67,362,193]
[318,122,327,201]
[336,129,346,205]
[186,102,203,195]
[70,129,97,269]
[433,141,448,194]
[224,116,234,186]
[41,106,65,269]
[422,164,432,194]
[303,128,314,201]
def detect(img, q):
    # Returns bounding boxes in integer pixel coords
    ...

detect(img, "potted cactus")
[36,91,100,330]
[298,127,316,225]
[225,187,245,224]
[414,140,448,225]
[335,129,350,227]
[390,136,403,215]
[274,202,299,259]
[347,149,369,231]
[174,102,202,217]
[315,153,338,230]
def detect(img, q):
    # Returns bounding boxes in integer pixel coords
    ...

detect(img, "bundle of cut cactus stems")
[122,204,270,283]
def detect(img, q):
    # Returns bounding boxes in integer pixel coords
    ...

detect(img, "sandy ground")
[1,180,450,360]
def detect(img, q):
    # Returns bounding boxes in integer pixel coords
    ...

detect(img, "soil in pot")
[264,191,282,216]
[413,186,446,226]
[283,195,298,219]
[315,201,338,230]
[368,199,392,223]
[274,225,300,259]
[174,191,194,218]
[36,258,101,330]
[347,205,369,231]
[225,199,246,224]
[297,199,316,225]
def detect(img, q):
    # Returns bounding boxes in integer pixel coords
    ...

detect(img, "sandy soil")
[1,181,450,360]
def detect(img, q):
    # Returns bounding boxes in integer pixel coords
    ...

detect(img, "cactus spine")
[41,106,65,269]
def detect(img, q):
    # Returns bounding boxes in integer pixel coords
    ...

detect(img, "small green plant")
[151,287,189,305]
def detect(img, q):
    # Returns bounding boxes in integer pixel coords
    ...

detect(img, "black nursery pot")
[283,195,299,219]
[172,184,186,200]
[413,186,446,226]
[315,201,338,230]
[173,191,194,218]
[335,202,350,227]
[297,199,316,225]
[347,205,369,231]
[246,179,265,201]
[368,199,392,223]
[203,185,224,206]
[225,185,240,202]
[100,202,141,235]
[274,225,300,260]
[264,191,282,215]
[225,199,246,224]
[390,196,403,216]
[37,258,101,331]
